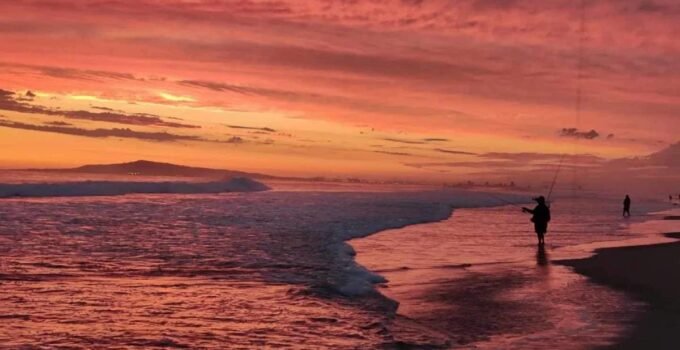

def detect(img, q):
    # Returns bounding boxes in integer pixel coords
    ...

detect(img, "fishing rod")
[546,153,567,204]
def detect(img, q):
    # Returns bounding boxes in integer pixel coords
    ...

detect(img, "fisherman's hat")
[533,196,546,203]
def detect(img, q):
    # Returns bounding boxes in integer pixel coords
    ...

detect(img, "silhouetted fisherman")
[623,195,631,217]
[522,196,551,245]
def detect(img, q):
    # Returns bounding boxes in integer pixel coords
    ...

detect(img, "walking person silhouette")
[623,195,631,217]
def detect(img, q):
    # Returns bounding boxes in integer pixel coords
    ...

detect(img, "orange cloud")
[0,0,677,181]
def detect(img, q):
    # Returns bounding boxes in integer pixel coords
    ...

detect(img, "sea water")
[0,174,527,349]
[0,174,676,349]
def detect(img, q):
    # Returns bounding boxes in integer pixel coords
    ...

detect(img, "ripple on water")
[2,190,497,349]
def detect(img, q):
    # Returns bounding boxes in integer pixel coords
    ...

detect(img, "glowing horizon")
[1,0,678,181]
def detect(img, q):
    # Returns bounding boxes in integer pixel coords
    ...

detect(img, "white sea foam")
[321,191,529,298]
[0,177,269,198]
[0,186,534,348]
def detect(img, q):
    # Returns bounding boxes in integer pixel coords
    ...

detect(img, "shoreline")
[557,230,680,349]
[351,200,679,349]
[332,190,528,297]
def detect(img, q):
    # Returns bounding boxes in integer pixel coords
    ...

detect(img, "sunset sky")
[0,0,678,181]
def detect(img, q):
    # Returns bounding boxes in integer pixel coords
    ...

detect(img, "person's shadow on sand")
[536,244,549,267]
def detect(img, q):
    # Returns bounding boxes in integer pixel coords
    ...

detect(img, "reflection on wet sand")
[536,244,549,267]
[352,200,652,349]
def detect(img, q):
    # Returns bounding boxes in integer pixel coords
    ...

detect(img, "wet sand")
[558,230,680,349]
[351,201,658,349]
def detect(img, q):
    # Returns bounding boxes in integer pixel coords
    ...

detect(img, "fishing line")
[549,0,587,204]
[449,2,588,211]
[546,153,567,203]
[481,191,525,209]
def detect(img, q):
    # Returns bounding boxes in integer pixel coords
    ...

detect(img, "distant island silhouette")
[20,160,425,185]
[25,160,280,179]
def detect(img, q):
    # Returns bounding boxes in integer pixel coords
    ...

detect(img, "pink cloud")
[0,0,677,163]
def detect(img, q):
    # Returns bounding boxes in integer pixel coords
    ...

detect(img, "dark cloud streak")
[423,138,449,142]
[383,137,426,145]
[479,152,604,163]
[0,119,200,142]
[0,88,199,129]
[226,124,276,133]
[434,148,478,155]
[559,128,600,140]
[404,160,521,169]
[0,62,147,82]
[374,150,415,157]
[44,120,72,126]
[64,110,199,129]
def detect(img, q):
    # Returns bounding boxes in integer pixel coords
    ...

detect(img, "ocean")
[0,174,677,349]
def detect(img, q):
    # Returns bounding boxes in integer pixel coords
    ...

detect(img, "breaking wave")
[0,177,269,198]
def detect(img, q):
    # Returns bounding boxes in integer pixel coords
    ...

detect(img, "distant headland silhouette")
[25,160,279,179]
